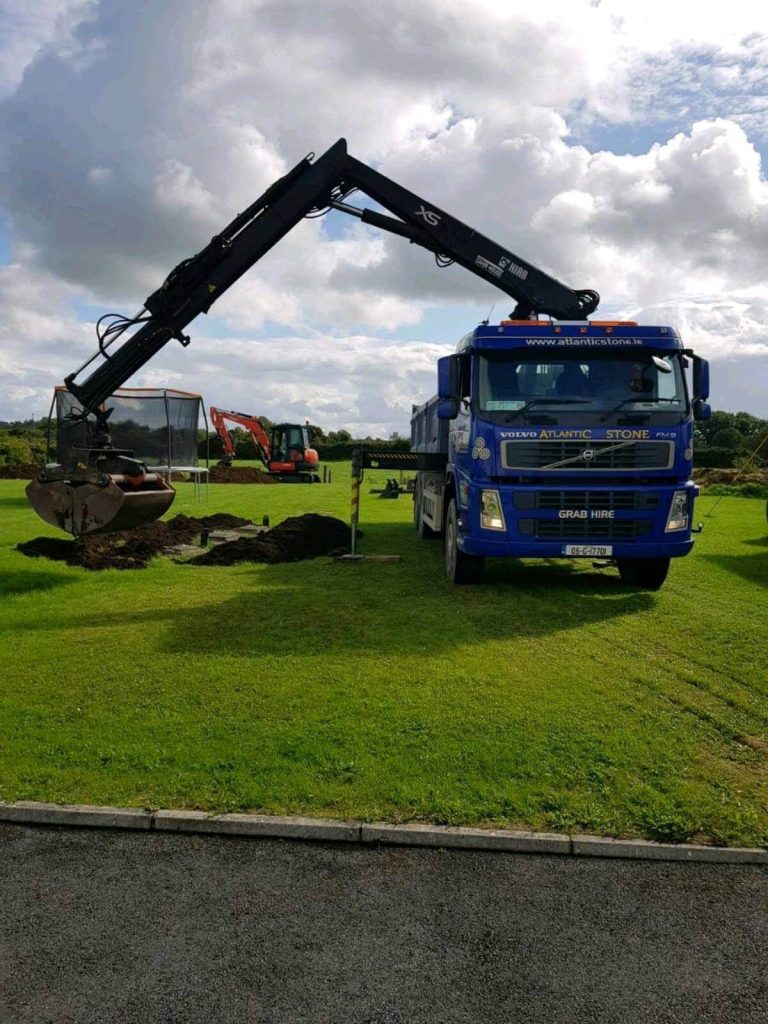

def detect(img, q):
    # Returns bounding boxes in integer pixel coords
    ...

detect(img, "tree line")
[200,419,409,462]
[0,416,410,466]
[1,411,765,468]
[693,411,768,468]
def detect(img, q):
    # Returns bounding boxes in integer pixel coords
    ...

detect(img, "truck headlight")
[481,489,505,530]
[665,490,689,532]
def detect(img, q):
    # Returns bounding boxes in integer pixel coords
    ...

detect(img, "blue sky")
[1,0,767,431]
[0,217,10,264]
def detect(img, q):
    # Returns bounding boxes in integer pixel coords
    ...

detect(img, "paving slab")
[165,543,205,559]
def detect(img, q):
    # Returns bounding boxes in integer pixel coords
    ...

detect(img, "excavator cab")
[26,407,175,537]
[268,423,320,480]
[270,424,307,463]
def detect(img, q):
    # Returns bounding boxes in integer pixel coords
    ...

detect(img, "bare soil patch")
[208,466,275,484]
[0,464,38,480]
[190,514,352,565]
[17,513,251,571]
[18,513,351,570]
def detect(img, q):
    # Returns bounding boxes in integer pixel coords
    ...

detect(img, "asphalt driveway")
[1,824,765,1023]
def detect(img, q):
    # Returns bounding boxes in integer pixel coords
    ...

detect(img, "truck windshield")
[477,352,686,416]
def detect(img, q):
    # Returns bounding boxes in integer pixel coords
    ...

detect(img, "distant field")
[1,470,766,847]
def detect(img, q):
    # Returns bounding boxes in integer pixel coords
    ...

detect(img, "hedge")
[692,447,737,468]
[197,436,411,462]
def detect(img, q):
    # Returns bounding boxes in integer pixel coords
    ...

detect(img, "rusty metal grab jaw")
[36,447,149,487]
[28,441,176,538]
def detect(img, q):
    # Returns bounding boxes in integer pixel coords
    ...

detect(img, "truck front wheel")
[616,557,670,590]
[445,499,484,584]
[414,476,438,538]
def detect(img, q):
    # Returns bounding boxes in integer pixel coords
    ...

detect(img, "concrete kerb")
[0,802,766,864]
[153,810,360,843]
[361,822,571,855]
[0,801,153,830]
[571,834,768,864]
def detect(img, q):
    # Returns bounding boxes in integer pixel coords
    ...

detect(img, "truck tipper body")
[411,319,711,588]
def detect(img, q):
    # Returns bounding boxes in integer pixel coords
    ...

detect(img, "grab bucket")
[26,472,176,536]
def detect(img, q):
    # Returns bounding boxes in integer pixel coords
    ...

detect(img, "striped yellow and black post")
[350,448,363,555]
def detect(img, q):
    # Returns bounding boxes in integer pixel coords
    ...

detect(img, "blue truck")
[411,319,711,589]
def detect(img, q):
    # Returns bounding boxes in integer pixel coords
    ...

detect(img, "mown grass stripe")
[1,476,766,847]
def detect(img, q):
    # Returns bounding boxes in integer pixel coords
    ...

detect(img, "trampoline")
[48,386,209,497]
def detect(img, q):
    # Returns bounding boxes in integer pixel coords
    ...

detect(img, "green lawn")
[1,469,766,847]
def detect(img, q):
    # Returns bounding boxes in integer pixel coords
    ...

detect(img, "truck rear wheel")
[616,557,670,590]
[445,499,484,584]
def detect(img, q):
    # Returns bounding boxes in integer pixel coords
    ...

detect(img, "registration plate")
[564,544,613,558]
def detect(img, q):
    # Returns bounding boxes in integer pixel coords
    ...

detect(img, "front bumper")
[457,481,698,561]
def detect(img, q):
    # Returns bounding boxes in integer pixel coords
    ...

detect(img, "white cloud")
[0,1,97,98]
[87,166,113,185]
[0,260,92,420]
[104,333,451,437]
[629,297,768,360]
[2,0,768,427]
[0,257,448,433]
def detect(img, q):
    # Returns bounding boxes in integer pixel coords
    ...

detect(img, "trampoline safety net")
[53,387,204,468]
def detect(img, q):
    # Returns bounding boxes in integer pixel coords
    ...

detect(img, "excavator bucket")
[26,472,175,537]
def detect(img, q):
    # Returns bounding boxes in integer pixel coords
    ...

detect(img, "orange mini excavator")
[209,407,320,482]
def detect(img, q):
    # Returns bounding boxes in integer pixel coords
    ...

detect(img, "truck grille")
[515,490,660,511]
[502,440,673,471]
[520,519,653,540]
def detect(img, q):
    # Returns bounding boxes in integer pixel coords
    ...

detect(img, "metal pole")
[46,390,57,466]
[201,398,209,470]
[200,397,209,502]
[163,389,172,476]
[351,449,363,555]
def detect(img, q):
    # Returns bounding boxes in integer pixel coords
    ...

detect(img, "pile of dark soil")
[208,465,276,484]
[0,464,38,479]
[191,514,352,566]
[17,513,252,571]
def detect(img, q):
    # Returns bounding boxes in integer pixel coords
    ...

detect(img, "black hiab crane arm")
[64,137,599,420]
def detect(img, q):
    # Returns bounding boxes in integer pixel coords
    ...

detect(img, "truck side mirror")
[692,356,710,401]
[437,355,461,400]
[437,399,459,420]
[694,400,711,421]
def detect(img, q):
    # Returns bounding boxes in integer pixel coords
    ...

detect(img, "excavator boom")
[209,407,272,466]
[30,138,599,534]
[62,138,598,419]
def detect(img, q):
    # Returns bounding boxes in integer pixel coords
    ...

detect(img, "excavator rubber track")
[26,472,175,537]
